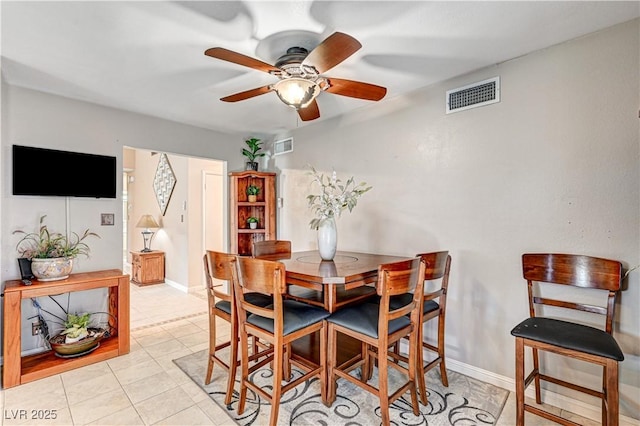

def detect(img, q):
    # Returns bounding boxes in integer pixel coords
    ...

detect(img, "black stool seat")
[247,300,330,335]
[215,292,272,315]
[511,317,624,361]
[327,302,411,339]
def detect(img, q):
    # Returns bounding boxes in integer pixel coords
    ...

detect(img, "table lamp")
[136,215,160,252]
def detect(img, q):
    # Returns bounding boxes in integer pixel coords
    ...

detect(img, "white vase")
[31,257,73,281]
[317,216,337,261]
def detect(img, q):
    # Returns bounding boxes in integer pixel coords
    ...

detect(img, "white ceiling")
[2,1,638,137]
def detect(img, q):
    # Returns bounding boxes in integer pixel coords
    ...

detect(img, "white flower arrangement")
[306,165,372,230]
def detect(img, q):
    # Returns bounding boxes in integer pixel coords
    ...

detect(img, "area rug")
[173,349,508,425]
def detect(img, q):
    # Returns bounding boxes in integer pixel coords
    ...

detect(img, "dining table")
[273,250,414,313]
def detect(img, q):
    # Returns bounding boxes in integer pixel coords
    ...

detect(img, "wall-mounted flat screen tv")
[13,145,117,198]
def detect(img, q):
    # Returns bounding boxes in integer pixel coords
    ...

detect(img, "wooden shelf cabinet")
[131,250,165,285]
[2,269,130,388]
[229,171,277,256]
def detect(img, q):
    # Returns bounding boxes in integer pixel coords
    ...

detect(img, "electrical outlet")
[32,322,42,336]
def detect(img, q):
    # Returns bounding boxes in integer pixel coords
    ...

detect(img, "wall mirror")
[153,153,176,215]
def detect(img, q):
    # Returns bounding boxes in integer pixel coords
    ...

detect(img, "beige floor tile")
[62,370,122,405]
[177,330,209,348]
[106,346,154,372]
[197,398,237,426]
[122,371,179,404]
[180,379,210,404]
[88,406,145,425]
[3,376,68,412]
[144,337,190,359]
[60,361,112,387]
[113,359,164,386]
[155,405,214,425]
[134,387,195,425]
[68,388,132,425]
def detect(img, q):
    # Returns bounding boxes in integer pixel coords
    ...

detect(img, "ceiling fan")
[204,32,387,121]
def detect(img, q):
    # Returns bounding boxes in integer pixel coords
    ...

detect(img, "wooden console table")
[3,269,130,388]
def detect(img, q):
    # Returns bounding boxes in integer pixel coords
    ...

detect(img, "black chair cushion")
[215,292,272,315]
[510,317,624,361]
[246,300,330,336]
[326,302,411,339]
[388,293,439,315]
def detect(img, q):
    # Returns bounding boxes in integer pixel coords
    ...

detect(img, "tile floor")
[0,280,619,425]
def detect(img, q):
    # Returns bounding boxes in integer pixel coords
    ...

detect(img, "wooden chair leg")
[326,323,337,405]
[361,342,370,383]
[515,337,525,426]
[378,349,391,425]
[438,317,448,387]
[224,319,239,405]
[417,334,428,405]
[237,330,249,415]
[605,359,619,426]
[320,321,327,404]
[205,314,216,385]
[408,331,420,415]
[269,343,284,426]
[532,346,542,404]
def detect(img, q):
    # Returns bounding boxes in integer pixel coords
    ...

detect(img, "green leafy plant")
[247,216,259,224]
[306,165,372,230]
[13,215,100,259]
[242,138,265,163]
[247,185,260,196]
[61,313,91,339]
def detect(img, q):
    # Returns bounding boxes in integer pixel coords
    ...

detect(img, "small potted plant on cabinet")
[242,137,265,171]
[247,185,260,202]
[247,217,259,229]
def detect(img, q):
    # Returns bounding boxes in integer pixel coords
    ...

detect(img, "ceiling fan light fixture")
[274,78,320,109]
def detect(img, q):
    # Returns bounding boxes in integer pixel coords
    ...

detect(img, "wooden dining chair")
[252,239,327,309]
[389,251,451,404]
[231,256,330,426]
[202,251,272,404]
[510,253,624,426]
[326,257,426,425]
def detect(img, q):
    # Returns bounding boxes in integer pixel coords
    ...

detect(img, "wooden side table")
[3,269,130,388]
[130,250,165,286]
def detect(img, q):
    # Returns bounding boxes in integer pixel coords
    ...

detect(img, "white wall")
[274,19,639,419]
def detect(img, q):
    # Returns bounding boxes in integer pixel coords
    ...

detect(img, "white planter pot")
[31,257,73,281]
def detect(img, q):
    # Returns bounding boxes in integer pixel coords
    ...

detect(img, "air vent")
[446,77,500,114]
[274,137,293,155]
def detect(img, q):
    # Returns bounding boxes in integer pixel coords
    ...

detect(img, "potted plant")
[247,216,259,229]
[13,215,100,281]
[47,311,112,357]
[247,184,260,202]
[242,137,265,171]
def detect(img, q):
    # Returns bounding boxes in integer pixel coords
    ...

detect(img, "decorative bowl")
[49,328,106,357]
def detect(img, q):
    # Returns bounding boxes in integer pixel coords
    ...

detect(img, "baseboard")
[445,358,639,425]
[164,278,188,293]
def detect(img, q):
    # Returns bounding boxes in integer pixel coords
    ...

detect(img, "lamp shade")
[136,215,159,229]
[274,78,321,109]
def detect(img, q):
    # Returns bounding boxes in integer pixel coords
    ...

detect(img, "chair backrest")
[377,258,426,325]
[252,240,292,260]
[416,251,451,303]
[203,250,236,303]
[232,256,284,331]
[522,253,623,333]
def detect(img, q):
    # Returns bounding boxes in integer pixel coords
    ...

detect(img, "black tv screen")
[13,145,117,198]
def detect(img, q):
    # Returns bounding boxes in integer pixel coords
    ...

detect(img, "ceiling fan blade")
[205,47,280,74]
[325,78,387,101]
[298,100,320,121]
[220,85,273,102]
[302,32,362,74]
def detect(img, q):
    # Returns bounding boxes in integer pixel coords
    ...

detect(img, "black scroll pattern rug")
[173,349,508,426]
